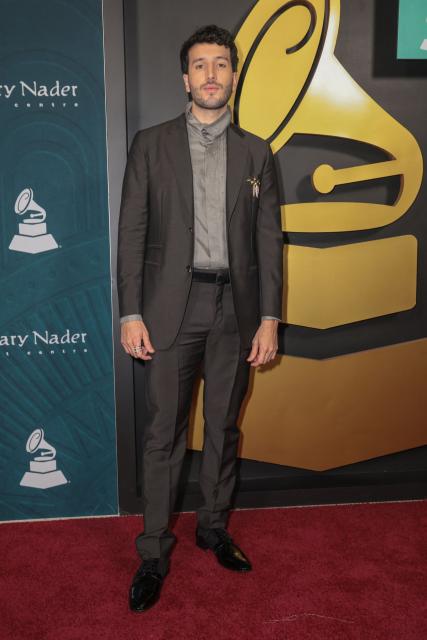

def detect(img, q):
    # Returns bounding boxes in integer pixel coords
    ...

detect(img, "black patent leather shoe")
[129,558,164,612]
[196,527,252,572]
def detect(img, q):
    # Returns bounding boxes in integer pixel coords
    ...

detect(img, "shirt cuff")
[121,314,279,323]
[120,314,143,324]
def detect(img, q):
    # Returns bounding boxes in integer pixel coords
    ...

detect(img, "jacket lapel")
[226,123,249,225]
[166,113,193,228]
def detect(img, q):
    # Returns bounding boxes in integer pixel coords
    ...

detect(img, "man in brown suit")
[117,25,283,612]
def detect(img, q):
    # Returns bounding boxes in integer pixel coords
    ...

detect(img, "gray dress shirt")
[120,103,279,324]
[185,101,229,269]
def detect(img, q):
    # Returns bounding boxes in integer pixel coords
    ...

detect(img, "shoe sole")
[129,596,160,613]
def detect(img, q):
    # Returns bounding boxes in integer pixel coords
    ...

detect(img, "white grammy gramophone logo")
[20,428,68,489]
[9,187,58,254]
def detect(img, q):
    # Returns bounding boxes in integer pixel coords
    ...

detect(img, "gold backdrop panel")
[285,235,418,328]
[188,338,427,471]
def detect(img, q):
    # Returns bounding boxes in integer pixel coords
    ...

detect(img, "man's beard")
[189,81,233,110]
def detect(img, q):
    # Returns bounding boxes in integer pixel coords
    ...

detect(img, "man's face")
[183,43,237,110]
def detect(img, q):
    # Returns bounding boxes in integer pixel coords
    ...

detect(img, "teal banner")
[0,0,117,520]
[398,0,427,59]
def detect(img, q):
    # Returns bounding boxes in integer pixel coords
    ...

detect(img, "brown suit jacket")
[117,112,283,350]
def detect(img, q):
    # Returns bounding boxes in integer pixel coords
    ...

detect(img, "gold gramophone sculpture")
[231,0,423,328]
[189,1,427,470]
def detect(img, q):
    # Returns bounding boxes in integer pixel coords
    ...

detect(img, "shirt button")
[186,265,192,272]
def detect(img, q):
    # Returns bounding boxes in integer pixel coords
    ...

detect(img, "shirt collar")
[185,101,231,144]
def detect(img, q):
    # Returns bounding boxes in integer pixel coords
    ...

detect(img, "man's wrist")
[261,315,280,322]
[120,313,143,325]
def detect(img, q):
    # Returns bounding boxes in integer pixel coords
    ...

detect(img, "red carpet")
[1,501,426,640]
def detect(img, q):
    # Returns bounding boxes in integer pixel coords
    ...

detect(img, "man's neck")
[190,102,228,125]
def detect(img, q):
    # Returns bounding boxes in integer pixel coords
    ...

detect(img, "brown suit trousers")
[136,278,251,576]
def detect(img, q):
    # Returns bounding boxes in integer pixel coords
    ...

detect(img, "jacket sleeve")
[116,131,149,317]
[256,141,284,321]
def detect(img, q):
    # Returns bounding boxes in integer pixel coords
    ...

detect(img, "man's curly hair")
[180,24,239,74]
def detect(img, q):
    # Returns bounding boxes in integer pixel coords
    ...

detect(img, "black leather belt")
[191,268,230,284]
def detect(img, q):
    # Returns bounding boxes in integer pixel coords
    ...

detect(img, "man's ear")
[232,71,238,92]
[183,73,190,93]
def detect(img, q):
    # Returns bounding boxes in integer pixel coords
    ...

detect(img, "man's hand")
[247,319,279,367]
[121,319,155,360]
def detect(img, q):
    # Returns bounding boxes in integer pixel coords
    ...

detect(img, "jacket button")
[188,226,193,232]
[186,265,192,272]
